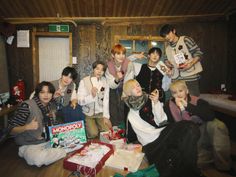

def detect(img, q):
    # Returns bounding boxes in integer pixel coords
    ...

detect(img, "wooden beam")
[4,14,226,25]
[102,14,227,26]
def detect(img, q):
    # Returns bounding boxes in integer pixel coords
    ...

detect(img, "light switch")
[72,57,77,64]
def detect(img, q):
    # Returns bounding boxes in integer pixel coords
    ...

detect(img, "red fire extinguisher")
[12,79,25,102]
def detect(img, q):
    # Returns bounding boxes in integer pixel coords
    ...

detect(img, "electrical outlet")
[221,84,226,92]
[221,84,225,90]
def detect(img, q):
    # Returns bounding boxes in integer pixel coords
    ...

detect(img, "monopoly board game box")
[63,141,114,177]
[48,121,87,153]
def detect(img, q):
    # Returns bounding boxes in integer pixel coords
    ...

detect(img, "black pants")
[109,89,124,126]
[143,121,201,177]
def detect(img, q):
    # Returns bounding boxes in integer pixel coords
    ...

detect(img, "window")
[114,35,166,63]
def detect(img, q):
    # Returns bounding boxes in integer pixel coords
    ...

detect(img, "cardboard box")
[63,141,114,177]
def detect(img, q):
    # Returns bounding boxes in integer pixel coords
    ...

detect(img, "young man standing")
[105,44,134,126]
[160,24,203,96]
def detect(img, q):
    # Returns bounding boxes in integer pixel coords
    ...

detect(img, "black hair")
[159,24,175,38]
[92,60,107,72]
[61,66,78,80]
[148,47,162,57]
[35,81,55,97]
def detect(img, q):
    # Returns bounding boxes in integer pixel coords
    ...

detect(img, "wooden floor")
[0,138,235,177]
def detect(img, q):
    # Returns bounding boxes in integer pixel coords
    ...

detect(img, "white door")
[39,37,70,82]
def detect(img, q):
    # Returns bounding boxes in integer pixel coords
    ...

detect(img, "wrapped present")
[100,127,126,149]
[63,141,114,177]
[124,144,142,153]
[105,149,145,172]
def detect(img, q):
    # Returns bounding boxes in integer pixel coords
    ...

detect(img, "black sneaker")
[220,168,236,176]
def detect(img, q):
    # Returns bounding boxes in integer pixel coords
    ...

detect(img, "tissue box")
[63,141,114,177]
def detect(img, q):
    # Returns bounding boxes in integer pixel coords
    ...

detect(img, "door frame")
[32,31,72,88]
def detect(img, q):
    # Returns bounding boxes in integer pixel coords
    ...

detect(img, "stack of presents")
[48,120,158,177]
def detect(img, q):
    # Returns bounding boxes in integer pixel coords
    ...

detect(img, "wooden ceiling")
[0,0,236,25]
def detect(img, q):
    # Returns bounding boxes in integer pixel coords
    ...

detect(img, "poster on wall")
[17,30,30,48]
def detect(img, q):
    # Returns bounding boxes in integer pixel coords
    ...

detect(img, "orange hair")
[111,44,126,55]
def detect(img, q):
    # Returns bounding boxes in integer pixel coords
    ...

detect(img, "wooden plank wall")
[227,13,236,94]
[5,20,231,97]
[0,36,9,93]
[175,22,228,93]
[6,24,34,97]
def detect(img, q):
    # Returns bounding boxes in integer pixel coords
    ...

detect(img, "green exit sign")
[49,24,69,32]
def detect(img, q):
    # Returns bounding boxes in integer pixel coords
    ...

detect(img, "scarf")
[123,92,149,111]
[124,92,159,128]
[107,58,130,77]
[32,96,51,125]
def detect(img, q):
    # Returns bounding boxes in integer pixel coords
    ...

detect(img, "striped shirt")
[170,36,203,59]
[8,97,51,129]
[8,102,30,128]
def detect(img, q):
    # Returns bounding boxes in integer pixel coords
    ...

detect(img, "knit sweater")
[164,95,215,123]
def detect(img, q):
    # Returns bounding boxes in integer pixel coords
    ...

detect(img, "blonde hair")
[170,80,188,92]
[123,79,139,97]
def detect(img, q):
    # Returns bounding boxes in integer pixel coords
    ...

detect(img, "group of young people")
[7,24,235,176]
